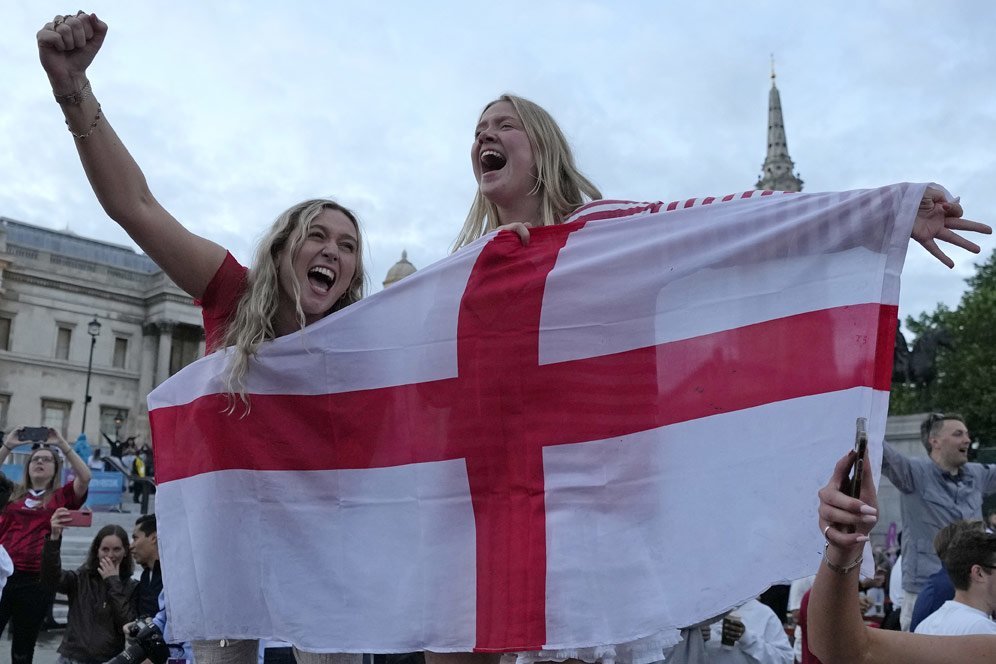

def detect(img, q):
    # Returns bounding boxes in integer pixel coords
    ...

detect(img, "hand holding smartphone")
[63,510,93,528]
[17,427,51,443]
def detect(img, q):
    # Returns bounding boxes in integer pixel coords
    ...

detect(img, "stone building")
[0,217,203,446]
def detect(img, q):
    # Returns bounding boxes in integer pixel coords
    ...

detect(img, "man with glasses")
[882,413,996,630]
[913,530,996,635]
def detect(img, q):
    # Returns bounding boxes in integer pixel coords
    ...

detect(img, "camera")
[104,618,170,664]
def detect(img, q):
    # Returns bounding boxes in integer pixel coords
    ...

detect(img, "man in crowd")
[666,598,793,663]
[131,514,162,619]
[881,412,996,630]
[909,519,986,631]
[914,530,996,635]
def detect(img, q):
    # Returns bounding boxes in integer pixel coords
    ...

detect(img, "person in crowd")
[38,11,366,664]
[986,508,996,532]
[0,473,15,513]
[665,598,794,664]
[913,529,996,635]
[130,514,162,620]
[882,534,903,630]
[909,519,985,631]
[811,450,996,663]
[881,412,996,630]
[41,511,137,662]
[87,447,105,471]
[0,428,91,664]
[786,574,814,661]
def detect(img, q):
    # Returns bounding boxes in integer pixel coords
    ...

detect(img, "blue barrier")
[0,464,24,481]
[86,471,125,507]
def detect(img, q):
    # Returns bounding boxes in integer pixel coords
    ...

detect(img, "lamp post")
[81,317,101,435]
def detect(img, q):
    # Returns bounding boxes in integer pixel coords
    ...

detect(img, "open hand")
[912,187,991,268]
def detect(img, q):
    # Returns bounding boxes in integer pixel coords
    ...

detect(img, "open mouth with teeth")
[480,149,507,173]
[307,266,336,293]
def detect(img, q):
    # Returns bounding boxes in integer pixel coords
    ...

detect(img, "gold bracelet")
[65,104,103,140]
[54,80,92,106]
[823,541,863,575]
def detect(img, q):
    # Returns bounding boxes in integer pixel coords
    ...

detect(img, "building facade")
[0,217,203,447]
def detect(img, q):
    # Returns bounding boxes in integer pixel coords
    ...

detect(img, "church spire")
[756,59,803,192]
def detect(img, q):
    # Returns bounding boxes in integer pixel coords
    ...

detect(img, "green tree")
[891,250,996,446]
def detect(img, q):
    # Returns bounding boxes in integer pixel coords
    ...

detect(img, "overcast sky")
[3,1,994,332]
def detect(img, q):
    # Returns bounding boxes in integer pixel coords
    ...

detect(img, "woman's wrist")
[48,72,90,99]
[823,540,863,573]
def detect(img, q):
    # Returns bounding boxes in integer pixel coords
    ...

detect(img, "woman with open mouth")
[37,11,367,664]
[444,93,990,664]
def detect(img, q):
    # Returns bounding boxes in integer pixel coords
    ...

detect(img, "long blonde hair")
[222,199,367,404]
[453,93,601,250]
[11,446,63,505]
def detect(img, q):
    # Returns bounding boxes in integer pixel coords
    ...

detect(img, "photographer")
[42,510,137,662]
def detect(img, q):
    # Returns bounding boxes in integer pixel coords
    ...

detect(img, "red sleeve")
[196,252,249,354]
[54,480,86,509]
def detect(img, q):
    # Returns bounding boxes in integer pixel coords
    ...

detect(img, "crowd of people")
[0,7,992,664]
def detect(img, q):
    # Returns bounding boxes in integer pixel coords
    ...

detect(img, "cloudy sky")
[3,1,994,330]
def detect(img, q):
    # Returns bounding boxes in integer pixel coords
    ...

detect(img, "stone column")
[154,321,175,388]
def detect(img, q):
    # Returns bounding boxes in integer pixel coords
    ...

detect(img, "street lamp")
[80,317,101,435]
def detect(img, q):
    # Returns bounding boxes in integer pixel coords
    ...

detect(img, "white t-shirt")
[914,600,996,636]
[888,555,903,609]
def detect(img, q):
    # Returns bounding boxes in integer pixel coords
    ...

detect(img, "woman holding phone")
[41,514,137,663]
[811,451,996,663]
[0,427,91,664]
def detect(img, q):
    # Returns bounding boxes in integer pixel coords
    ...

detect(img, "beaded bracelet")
[66,104,103,140]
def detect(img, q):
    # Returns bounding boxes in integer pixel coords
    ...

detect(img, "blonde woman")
[812,451,996,663]
[449,95,990,664]
[0,429,91,664]
[453,93,602,250]
[38,11,365,664]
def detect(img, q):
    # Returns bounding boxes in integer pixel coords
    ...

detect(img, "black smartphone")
[843,417,868,499]
[17,427,50,443]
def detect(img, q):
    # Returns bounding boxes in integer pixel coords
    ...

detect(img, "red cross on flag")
[150,183,924,654]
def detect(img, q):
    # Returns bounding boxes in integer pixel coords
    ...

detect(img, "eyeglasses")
[31,456,56,464]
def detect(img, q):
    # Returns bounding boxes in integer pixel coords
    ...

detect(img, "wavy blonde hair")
[453,93,601,250]
[222,199,366,407]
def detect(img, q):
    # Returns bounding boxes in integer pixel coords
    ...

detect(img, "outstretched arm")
[811,451,996,664]
[37,12,225,299]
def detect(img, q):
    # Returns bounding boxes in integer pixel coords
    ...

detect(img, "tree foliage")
[890,250,996,446]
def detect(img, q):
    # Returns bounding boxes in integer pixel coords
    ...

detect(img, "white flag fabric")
[149,183,924,654]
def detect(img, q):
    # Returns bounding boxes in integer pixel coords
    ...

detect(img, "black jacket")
[41,536,138,661]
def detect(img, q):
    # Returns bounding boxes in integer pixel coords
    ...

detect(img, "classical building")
[755,67,804,193]
[0,217,203,447]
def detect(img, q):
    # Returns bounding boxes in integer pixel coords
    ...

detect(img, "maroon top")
[0,481,86,573]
